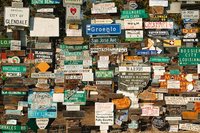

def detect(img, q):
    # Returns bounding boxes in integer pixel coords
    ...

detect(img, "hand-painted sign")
[2,66,26,73]
[121,9,148,19]
[90,36,119,44]
[28,90,57,118]
[145,22,173,29]
[64,90,86,105]
[4,7,30,27]
[179,47,200,66]
[31,0,60,4]
[86,24,121,35]
[66,4,81,20]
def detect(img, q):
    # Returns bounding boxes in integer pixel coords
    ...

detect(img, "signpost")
[86,24,121,35]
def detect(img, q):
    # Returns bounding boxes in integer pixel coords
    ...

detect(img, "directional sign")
[86,24,121,35]
[91,19,113,24]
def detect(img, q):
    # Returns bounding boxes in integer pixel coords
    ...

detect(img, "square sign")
[66,5,81,20]
[4,7,30,27]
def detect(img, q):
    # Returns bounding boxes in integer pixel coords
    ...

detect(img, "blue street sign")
[136,50,157,55]
[86,24,121,35]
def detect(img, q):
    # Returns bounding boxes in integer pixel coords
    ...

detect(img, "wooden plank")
[64,37,84,45]
[6,50,26,56]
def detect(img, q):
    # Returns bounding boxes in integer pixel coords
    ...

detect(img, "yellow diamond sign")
[36,62,50,72]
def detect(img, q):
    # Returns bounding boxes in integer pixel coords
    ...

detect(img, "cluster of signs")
[0,0,200,132]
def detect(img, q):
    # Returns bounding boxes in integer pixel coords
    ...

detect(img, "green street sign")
[64,51,83,56]
[64,90,86,105]
[2,66,26,73]
[64,60,83,65]
[60,44,88,50]
[170,69,180,75]
[31,0,60,4]
[179,47,200,66]
[2,131,21,133]
[0,39,11,48]
[0,125,27,131]
[150,57,170,63]
[121,9,148,19]
[95,70,114,78]
[1,90,27,96]
[90,36,119,44]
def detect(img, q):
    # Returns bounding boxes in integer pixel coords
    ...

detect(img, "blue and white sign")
[86,24,121,35]
[136,50,157,55]
[28,90,57,118]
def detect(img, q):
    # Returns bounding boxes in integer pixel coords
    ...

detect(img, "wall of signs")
[0,0,200,132]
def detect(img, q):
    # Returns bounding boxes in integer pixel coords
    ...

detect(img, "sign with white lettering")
[145,22,173,29]
[4,7,30,27]
[66,4,81,20]
[124,18,143,29]
[32,0,60,4]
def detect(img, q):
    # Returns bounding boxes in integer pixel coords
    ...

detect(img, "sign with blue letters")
[136,50,157,55]
[86,24,121,35]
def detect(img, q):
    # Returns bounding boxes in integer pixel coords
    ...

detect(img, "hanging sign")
[121,9,148,19]
[4,7,30,27]
[36,118,49,129]
[90,36,119,44]
[86,24,121,35]
[66,5,81,20]
[124,18,143,29]
[125,30,143,41]
[145,22,173,29]
[179,47,200,66]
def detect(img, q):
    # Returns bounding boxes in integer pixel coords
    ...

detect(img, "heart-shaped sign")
[36,118,49,129]
[70,8,77,15]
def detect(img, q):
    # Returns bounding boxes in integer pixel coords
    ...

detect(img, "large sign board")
[4,7,30,27]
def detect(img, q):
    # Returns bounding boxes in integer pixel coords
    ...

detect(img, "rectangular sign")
[32,0,60,4]
[141,105,160,116]
[149,56,170,63]
[1,90,27,96]
[179,47,200,66]
[31,73,55,78]
[0,39,11,48]
[148,31,169,36]
[149,0,168,7]
[66,5,81,20]
[28,90,57,118]
[181,10,199,19]
[145,22,173,29]
[64,90,86,105]
[2,66,26,73]
[90,36,119,44]
[4,7,30,27]
[91,19,113,24]
[121,9,148,19]
[165,96,188,105]
[119,66,151,72]
[92,3,117,14]
[125,30,143,41]
[163,40,181,47]
[124,18,143,29]
[0,125,27,131]
[179,123,200,132]
[95,70,114,78]
[86,24,121,35]
[136,50,157,55]
[64,0,82,4]
[90,48,127,54]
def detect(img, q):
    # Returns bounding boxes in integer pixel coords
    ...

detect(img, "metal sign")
[136,50,157,55]
[6,72,21,77]
[148,31,169,36]
[60,44,88,50]
[86,24,121,35]
[4,7,30,27]
[91,6,117,14]
[66,4,81,20]
[179,47,200,66]
[36,118,49,129]
[91,19,113,24]
[0,39,11,48]
[31,73,55,78]
[149,0,168,7]
[64,90,86,105]
[1,90,27,96]
[145,22,174,29]
[124,18,143,29]
[64,0,82,4]
[31,0,60,4]
[149,56,170,63]
[90,36,119,44]
[0,125,27,131]
[95,70,114,78]
[181,10,199,19]
[125,30,143,42]
[121,9,148,19]
[2,66,26,73]
[90,47,127,53]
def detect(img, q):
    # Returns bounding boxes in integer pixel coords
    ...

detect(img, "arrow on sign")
[91,19,113,24]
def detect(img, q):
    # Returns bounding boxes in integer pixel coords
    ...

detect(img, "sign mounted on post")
[86,24,121,35]
[4,7,30,27]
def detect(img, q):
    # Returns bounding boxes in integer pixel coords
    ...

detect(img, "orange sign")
[36,62,50,72]
[182,28,198,34]
[112,97,131,110]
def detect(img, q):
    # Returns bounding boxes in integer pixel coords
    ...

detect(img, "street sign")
[90,36,119,44]
[149,56,170,63]
[0,39,11,48]
[91,19,113,24]
[86,24,121,35]
[1,90,27,96]
[179,47,200,66]
[36,118,49,129]
[2,66,26,73]
[121,9,148,19]
[31,0,60,4]
[0,125,27,131]
[136,50,157,55]
[64,90,86,105]
[95,70,114,78]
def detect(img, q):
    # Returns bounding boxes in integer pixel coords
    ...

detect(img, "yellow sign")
[163,40,181,47]
[36,62,50,72]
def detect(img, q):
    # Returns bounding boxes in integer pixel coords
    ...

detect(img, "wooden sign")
[6,50,25,56]
[64,37,84,45]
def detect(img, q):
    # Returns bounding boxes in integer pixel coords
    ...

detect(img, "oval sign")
[36,118,49,129]
[129,2,138,10]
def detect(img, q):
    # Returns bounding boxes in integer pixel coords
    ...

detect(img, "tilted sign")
[2,66,26,73]
[91,2,117,14]
[64,90,86,105]
[66,4,81,20]
[181,10,199,19]
[28,90,57,118]
[90,36,119,44]
[145,22,173,29]
[31,0,60,4]
[4,7,30,27]
[86,24,121,35]
[125,30,143,42]
[121,9,148,19]
[124,18,143,29]
[179,47,200,66]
